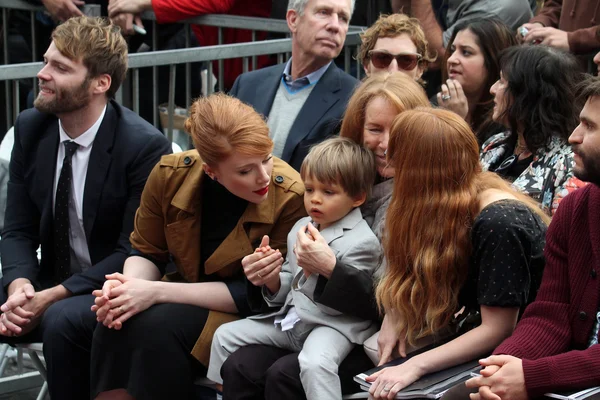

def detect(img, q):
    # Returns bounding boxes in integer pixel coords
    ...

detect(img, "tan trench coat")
[130,150,306,365]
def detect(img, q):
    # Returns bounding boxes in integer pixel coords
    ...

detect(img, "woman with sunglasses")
[481,45,586,216]
[217,73,432,400]
[358,13,436,83]
[436,19,516,145]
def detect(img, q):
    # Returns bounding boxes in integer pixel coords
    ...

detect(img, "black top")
[458,199,547,315]
[200,176,249,268]
[132,175,252,315]
[491,152,534,181]
[501,154,534,180]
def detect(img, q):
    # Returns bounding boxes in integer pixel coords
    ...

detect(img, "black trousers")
[221,343,373,400]
[91,303,209,400]
[0,294,98,400]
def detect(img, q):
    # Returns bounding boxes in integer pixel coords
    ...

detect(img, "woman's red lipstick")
[254,186,269,196]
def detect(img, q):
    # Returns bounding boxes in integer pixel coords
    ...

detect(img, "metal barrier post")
[217,27,224,92]
[167,64,176,143]
[3,8,12,128]
[152,20,158,127]
[30,10,38,99]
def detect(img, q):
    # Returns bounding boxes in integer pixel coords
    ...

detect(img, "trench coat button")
[592,270,597,278]
[275,175,284,184]
[183,156,191,165]
[579,311,588,321]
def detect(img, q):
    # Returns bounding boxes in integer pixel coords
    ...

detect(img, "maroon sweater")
[494,184,600,397]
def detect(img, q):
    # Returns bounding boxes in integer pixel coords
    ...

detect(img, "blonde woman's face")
[363,96,397,178]
[204,152,274,204]
[364,34,423,80]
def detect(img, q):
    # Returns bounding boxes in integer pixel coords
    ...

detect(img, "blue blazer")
[229,62,358,171]
[0,100,172,295]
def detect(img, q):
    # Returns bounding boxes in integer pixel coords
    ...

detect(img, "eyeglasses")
[368,50,422,71]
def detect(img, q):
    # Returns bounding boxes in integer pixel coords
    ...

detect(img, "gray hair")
[287,0,355,17]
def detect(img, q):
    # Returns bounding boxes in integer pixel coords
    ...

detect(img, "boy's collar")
[316,207,364,244]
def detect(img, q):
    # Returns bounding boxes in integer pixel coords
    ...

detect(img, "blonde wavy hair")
[376,108,549,345]
[340,73,430,145]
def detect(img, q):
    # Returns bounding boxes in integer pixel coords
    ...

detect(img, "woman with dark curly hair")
[436,19,517,145]
[481,44,586,215]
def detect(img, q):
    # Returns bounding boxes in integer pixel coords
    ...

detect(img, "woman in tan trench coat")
[89,93,306,400]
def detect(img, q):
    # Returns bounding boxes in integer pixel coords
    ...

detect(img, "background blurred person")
[436,19,517,145]
[390,0,531,97]
[481,45,586,215]
[230,0,358,171]
[107,0,271,90]
[518,0,600,59]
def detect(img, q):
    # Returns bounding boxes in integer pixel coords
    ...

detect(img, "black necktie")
[54,140,79,284]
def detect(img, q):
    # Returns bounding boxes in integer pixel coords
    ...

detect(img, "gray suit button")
[183,156,191,165]
[275,175,284,183]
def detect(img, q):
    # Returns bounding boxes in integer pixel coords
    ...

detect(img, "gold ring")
[118,306,125,314]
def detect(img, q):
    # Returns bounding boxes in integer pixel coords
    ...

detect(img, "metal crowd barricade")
[0,0,364,133]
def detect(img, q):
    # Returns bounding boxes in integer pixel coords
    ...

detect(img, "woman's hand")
[242,235,284,293]
[367,360,424,399]
[294,223,336,278]
[91,273,158,330]
[378,313,406,365]
[437,79,469,120]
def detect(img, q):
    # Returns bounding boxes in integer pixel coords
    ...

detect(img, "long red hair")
[377,108,547,344]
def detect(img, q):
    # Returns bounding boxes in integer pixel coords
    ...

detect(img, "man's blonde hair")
[300,137,376,199]
[51,16,128,98]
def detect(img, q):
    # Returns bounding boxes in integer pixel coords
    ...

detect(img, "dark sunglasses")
[368,50,422,71]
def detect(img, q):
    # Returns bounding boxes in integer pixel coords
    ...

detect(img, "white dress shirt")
[53,105,106,273]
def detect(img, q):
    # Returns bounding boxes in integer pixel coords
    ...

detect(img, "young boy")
[207,137,381,399]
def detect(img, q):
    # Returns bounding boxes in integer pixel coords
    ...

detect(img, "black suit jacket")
[229,62,358,171]
[0,100,172,295]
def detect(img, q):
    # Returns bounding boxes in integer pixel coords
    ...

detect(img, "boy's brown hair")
[300,137,376,199]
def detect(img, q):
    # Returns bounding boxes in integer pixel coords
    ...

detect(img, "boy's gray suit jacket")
[251,207,381,344]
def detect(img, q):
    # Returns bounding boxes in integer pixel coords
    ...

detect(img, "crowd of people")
[0,0,600,400]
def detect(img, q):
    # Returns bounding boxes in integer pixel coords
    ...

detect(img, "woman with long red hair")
[368,108,549,399]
